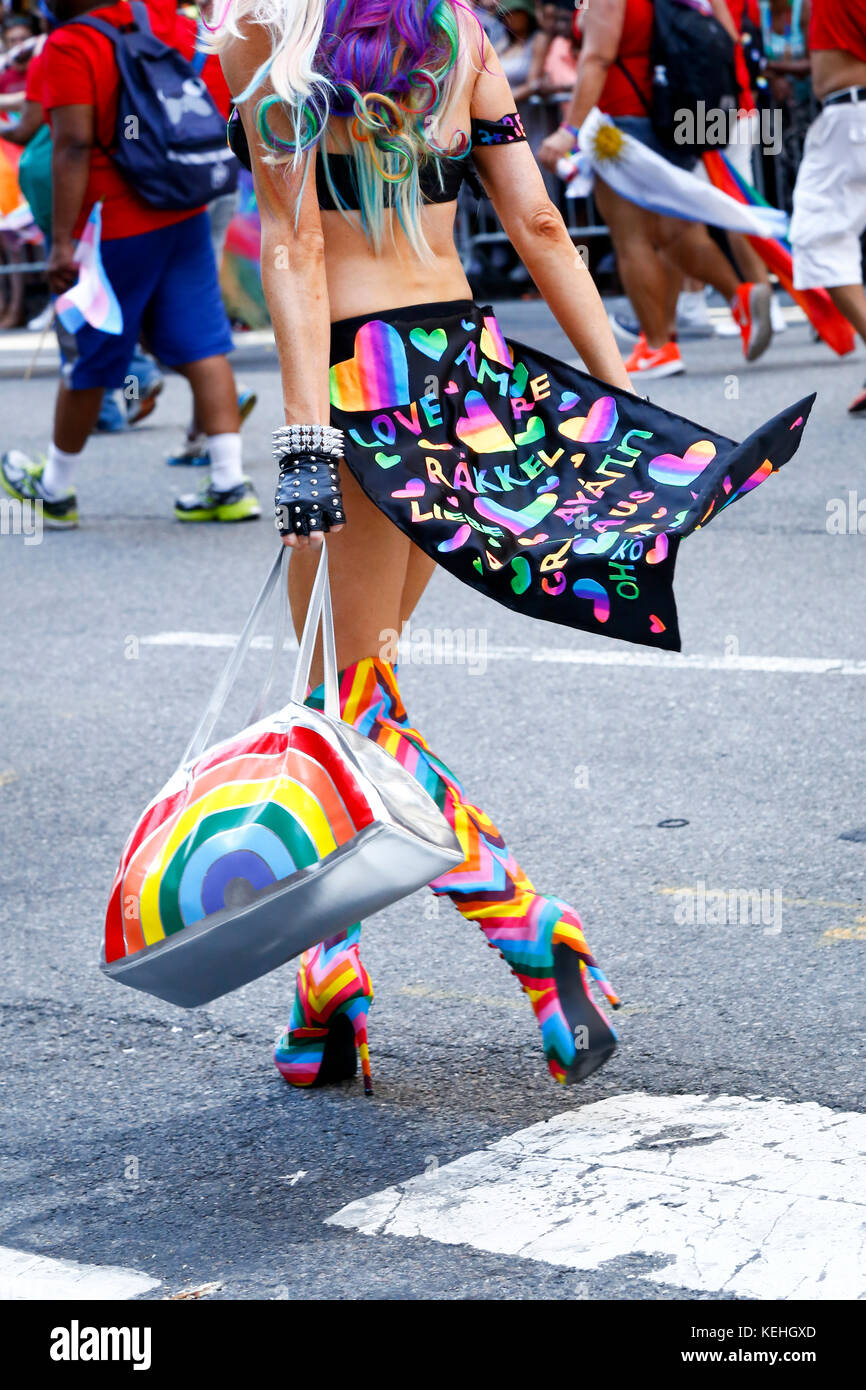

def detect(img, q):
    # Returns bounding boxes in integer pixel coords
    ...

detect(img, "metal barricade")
[455,92,612,279]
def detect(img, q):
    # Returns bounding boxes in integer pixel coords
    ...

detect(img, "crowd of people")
[470,0,863,384]
[0,0,863,527]
[0,0,258,524]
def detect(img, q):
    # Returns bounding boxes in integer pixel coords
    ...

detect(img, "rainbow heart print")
[328,303,815,653]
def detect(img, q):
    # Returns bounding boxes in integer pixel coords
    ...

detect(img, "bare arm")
[709,0,740,43]
[0,98,44,146]
[471,41,632,393]
[512,29,553,103]
[221,23,338,550]
[48,103,93,293]
[220,28,330,429]
[539,0,626,170]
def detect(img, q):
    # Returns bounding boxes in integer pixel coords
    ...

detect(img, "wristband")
[272,424,344,460]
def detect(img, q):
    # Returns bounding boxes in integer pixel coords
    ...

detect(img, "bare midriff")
[811,48,866,101]
[322,201,473,323]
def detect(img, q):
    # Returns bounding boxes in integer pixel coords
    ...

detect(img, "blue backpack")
[75,1,238,212]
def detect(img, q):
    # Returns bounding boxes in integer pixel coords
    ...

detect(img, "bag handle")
[180,544,339,769]
[290,543,339,718]
[248,541,339,724]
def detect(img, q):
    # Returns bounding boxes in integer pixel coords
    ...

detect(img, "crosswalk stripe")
[0,1246,160,1300]
[326,1092,866,1299]
[139,634,866,678]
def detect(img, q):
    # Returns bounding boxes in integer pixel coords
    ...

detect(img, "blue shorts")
[611,116,699,173]
[64,212,234,390]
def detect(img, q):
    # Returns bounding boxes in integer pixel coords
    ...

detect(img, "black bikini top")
[227,110,526,210]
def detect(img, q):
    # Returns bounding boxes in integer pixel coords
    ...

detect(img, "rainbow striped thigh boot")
[274,659,619,1090]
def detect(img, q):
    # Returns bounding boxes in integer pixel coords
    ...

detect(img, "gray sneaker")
[1,450,78,529]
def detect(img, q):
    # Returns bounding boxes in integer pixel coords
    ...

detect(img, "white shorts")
[723,110,760,186]
[691,111,759,188]
[791,102,866,290]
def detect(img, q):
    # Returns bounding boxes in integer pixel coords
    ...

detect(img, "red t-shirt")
[24,46,45,104]
[40,0,216,240]
[725,0,761,26]
[589,0,655,119]
[810,0,866,63]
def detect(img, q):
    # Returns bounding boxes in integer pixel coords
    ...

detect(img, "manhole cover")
[657,818,689,829]
[839,827,866,843]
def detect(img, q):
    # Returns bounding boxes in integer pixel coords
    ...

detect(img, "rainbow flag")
[55,201,123,336]
[702,150,855,358]
[220,169,269,329]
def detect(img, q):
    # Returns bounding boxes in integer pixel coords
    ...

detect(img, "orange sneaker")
[731,282,772,362]
[623,334,685,379]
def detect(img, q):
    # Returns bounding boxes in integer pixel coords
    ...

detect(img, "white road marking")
[141,632,281,651]
[0,328,275,357]
[140,632,866,678]
[327,1093,866,1299]
[0,1246,161,1301]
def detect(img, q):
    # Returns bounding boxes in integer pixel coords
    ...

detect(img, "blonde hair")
[209,0,479,258]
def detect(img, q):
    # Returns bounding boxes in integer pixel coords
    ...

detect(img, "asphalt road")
[1,298,864,1301]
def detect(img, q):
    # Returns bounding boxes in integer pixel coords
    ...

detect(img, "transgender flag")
[56,201,123,336]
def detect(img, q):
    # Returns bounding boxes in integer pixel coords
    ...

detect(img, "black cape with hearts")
[328,300,814,652]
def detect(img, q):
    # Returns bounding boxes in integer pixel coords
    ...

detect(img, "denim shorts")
[64,211,234,390]
[610,116,700,173]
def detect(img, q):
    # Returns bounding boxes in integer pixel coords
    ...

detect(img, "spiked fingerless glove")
[273,428,345,538]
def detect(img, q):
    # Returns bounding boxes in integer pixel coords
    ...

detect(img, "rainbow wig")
[209,0,479,258]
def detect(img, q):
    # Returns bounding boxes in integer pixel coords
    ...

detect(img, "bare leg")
[665,263,685,339]
[288,462,418,683]
[727,231,770,286]
[400,544,436,627]
[53,383,106,453]
[827,284,866,345]
[593,179,673,349]
[0,236,26,330]
[173,355,240,435]
[656,217,741,302]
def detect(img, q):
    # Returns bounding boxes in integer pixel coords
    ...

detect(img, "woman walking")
[217,0,811,1095]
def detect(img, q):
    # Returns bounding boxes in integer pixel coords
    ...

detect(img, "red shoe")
[848,382,866,415]
[731,282,772,362]
[624,334,685,379]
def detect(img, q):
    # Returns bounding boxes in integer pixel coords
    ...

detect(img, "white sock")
[42,443,80,498]
[207,432,243,492]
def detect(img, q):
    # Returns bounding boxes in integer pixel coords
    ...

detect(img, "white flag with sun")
[571,108,788,241]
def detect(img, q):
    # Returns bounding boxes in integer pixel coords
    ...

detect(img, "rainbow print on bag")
[104,725,375,965]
